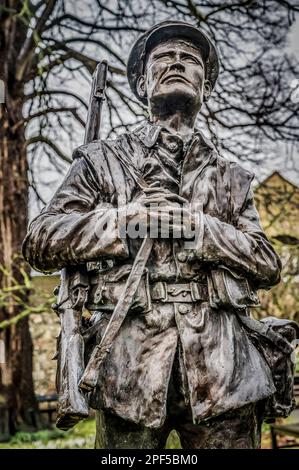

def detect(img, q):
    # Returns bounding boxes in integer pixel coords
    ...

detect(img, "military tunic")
[23,121,281,428]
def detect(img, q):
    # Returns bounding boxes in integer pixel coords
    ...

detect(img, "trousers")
[94,345,265,449]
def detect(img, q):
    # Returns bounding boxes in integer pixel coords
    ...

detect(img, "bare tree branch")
[24,89,88,109]
[26,135,72,164]
[16,0,58,81]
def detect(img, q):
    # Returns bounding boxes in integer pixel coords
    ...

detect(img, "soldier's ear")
[137,75,147,99]
[203,80,211,102]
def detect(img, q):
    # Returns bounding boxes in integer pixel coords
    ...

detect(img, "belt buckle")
[167,284,190,301]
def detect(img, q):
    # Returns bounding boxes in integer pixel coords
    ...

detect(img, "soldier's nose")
[169,61,185,73]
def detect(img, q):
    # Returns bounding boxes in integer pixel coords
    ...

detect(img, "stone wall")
[29,275,60,396]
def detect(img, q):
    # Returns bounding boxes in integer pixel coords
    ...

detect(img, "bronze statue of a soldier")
[23,21,298,449]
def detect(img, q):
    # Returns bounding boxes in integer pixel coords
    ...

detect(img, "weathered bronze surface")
[22,21,298,449]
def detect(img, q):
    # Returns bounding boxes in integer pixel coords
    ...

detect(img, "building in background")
[254,171,299,322]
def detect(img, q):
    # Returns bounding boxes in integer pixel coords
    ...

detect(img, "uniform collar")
[133,119,215,151]
[133,120,162,147]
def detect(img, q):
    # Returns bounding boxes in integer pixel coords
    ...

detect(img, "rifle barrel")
[84,60,108,144]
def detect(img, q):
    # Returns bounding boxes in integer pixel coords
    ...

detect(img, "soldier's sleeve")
[22,155,128,273]
[189,186,281,289]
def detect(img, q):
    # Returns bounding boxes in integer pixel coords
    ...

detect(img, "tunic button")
[177,252,188,263]
[178,304,190,314]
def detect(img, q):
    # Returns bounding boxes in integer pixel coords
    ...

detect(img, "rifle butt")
[55,300,89,430]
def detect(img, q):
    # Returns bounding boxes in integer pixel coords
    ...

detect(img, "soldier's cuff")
[95,208,129,258]
[183,210,205,260]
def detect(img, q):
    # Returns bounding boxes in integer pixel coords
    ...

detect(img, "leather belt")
[86,277,209,311]
[150,281,208,303]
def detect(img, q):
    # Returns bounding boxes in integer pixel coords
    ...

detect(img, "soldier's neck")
[150,111,197,139]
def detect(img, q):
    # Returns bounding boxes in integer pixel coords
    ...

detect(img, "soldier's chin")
[150,88,200,114]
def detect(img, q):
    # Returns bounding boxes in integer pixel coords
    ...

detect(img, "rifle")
[55,60,108,430]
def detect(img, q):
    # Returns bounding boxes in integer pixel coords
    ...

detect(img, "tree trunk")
[0,0,40,440]
[0,88,39,439]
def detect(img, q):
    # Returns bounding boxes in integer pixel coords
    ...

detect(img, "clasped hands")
[120,186,199,240]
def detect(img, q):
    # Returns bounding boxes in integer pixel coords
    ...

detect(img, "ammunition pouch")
[86,264,151,312]
[207,266,260,309]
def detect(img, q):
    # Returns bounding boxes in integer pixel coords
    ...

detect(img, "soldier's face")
[141,39,208,111]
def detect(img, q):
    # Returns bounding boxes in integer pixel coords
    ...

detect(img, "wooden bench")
[36,393,58,424]
[271,374,299,449]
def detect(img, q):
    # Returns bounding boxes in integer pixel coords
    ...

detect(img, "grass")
[0,419,277,449]
[0,418,181,449]
[0,419,96,449]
